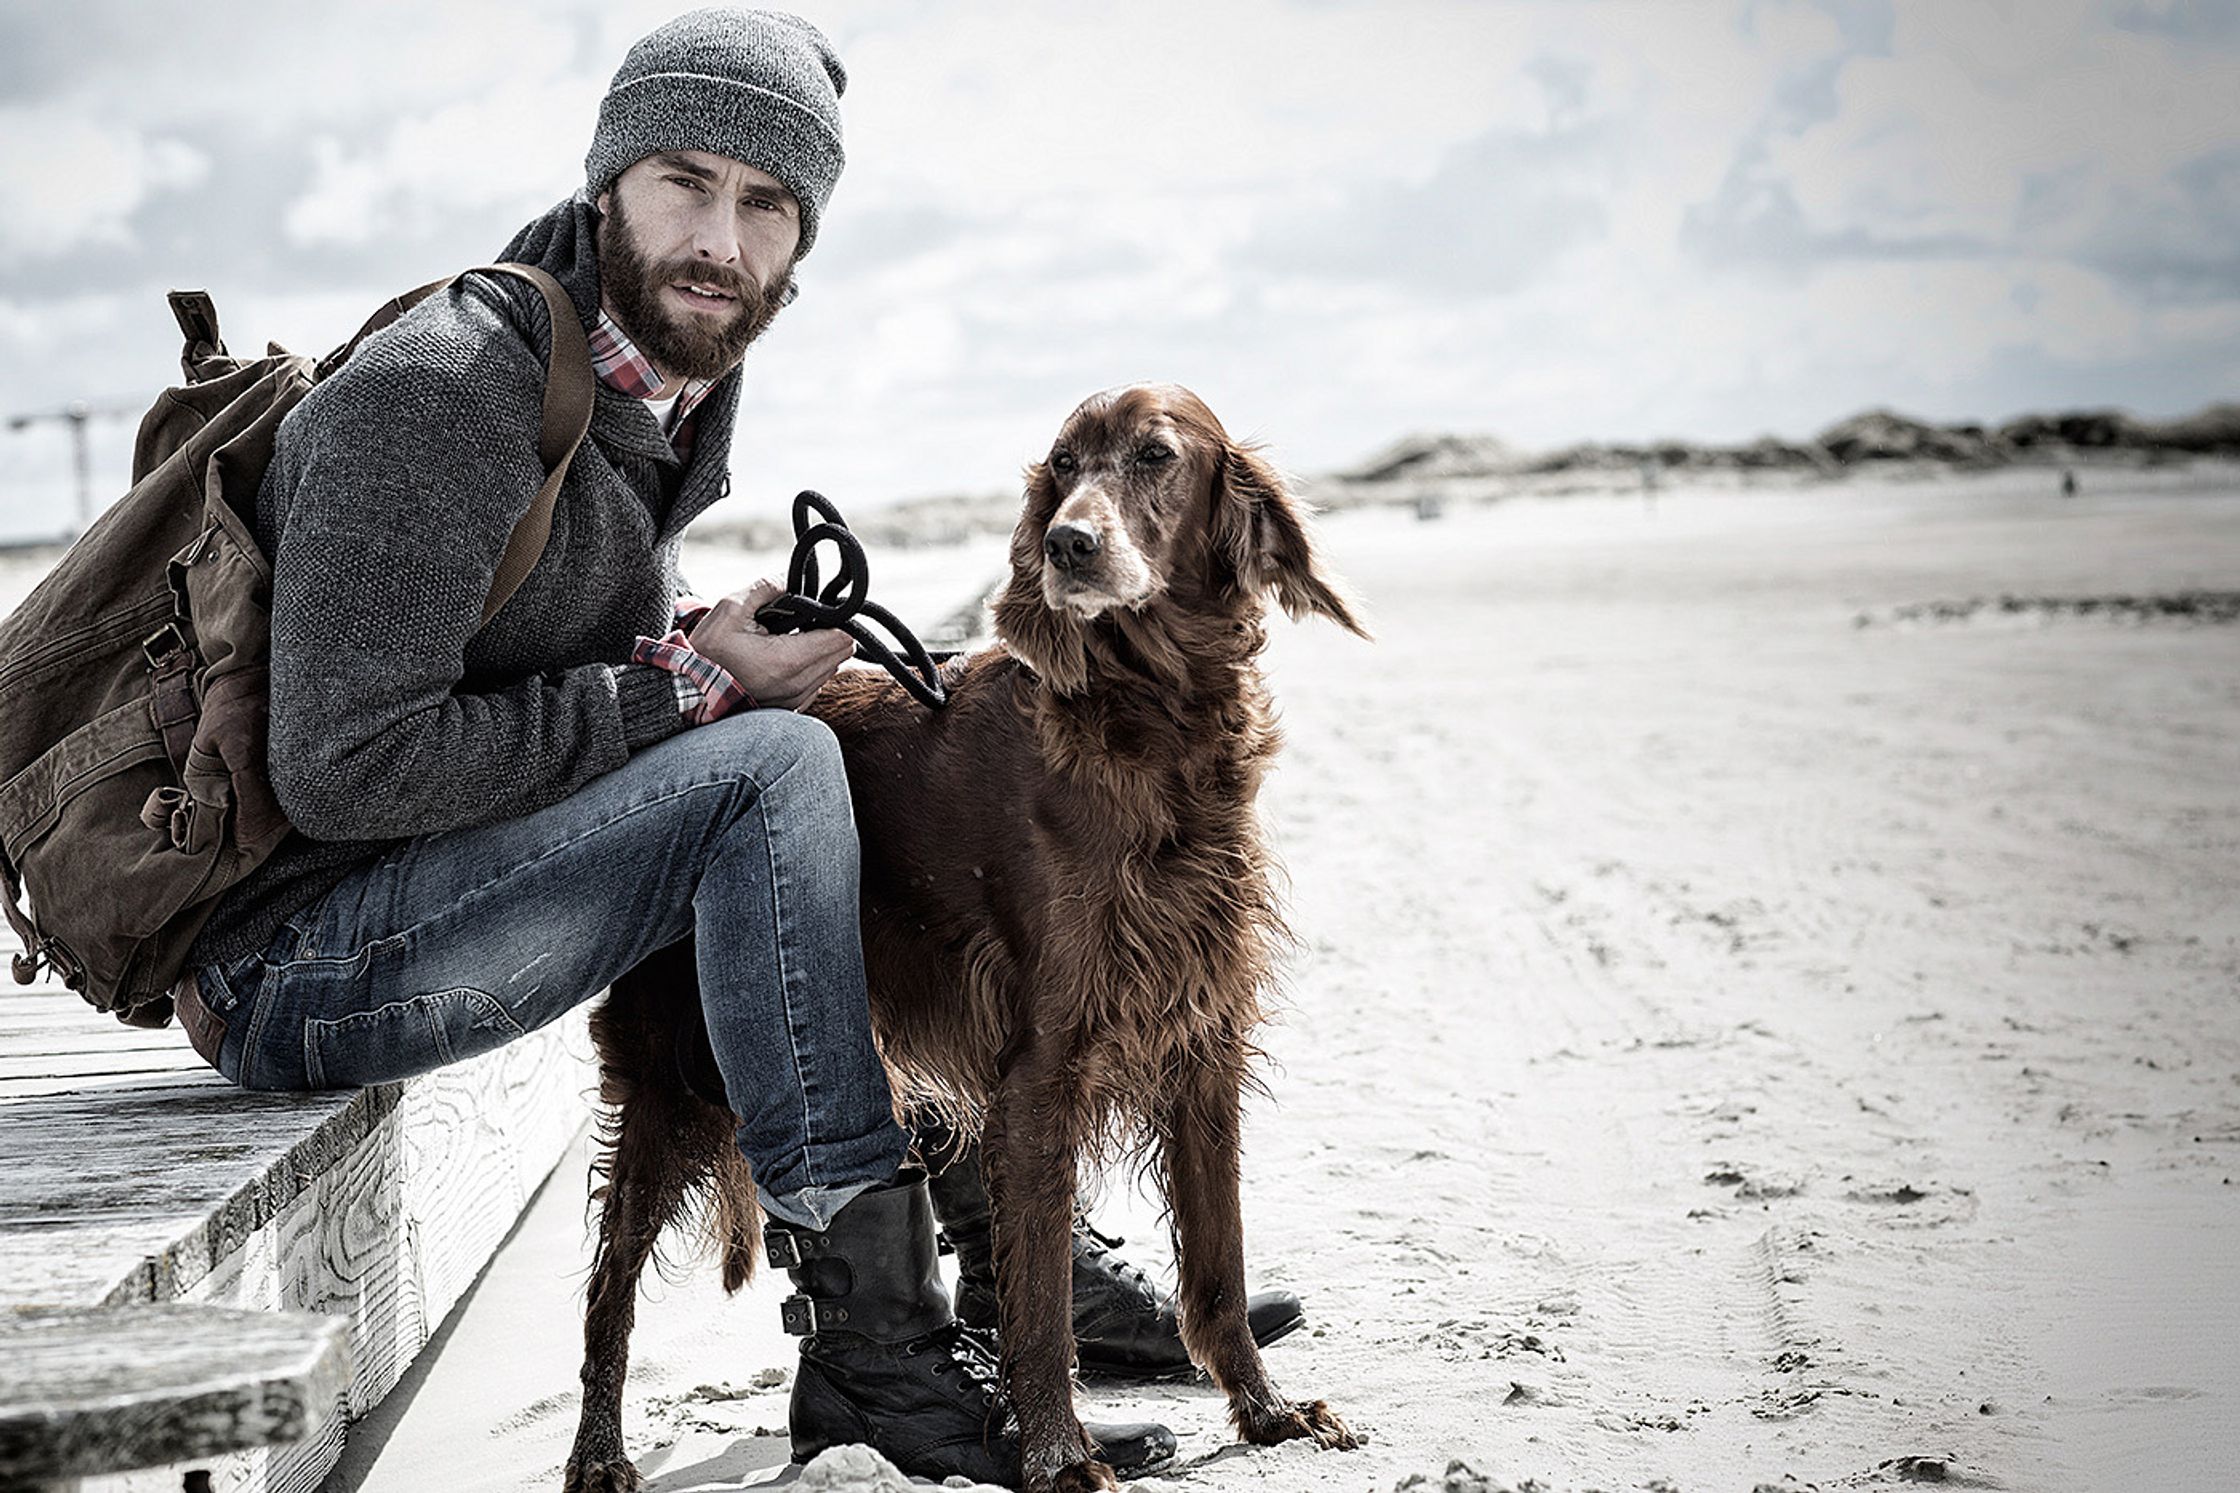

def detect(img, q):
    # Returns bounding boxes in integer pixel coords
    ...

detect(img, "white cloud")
[0,109,209,262]
[20,0,599,137]
[282,74,603,246]
[836,0,1549,205]
[1756,0,2240,252]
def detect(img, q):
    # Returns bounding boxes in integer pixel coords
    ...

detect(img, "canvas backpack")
[0,263,593,1027]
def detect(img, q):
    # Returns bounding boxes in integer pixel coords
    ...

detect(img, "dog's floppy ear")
[992,462,1091,694]
[1214,443,1371,638]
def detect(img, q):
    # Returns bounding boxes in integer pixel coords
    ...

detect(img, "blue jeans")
[190,709,911,1229]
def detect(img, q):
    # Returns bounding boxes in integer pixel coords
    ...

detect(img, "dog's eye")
[1136,443,1173,465]
[1051,451,1077,474]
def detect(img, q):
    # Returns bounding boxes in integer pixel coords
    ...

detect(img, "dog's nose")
[1044,522,1102,572]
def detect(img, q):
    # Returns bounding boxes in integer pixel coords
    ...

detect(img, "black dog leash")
[752,490,953,709]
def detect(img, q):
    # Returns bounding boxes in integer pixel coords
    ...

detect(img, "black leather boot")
[770,1168,1177,1485]
[928,1148,1309,1381]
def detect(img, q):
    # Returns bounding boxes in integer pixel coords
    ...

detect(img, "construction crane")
[6,401,137,538]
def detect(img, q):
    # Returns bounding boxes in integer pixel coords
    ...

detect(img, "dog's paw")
[1240,1397,1358,1450]
[1050,1459,1121,1493]
[561,1457,642,1493]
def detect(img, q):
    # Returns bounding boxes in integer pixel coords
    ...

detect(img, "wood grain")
[0,1304,349,1485]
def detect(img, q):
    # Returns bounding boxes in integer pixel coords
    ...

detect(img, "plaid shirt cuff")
[633,599,754,725]
[673,594,714,633]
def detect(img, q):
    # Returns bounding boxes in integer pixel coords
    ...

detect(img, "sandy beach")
[285,463,2238,1493]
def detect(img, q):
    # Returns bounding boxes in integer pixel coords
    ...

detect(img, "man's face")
[595,149,802,381]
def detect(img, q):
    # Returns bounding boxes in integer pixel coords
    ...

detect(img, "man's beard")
[595,194,792,381]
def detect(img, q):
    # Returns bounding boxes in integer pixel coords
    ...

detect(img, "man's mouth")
[671,281,740,311]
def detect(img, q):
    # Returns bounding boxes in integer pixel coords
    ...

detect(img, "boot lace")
[901,1321,1008,1410]
[1076,1220,1158,1299]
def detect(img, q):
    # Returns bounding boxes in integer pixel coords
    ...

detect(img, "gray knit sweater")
[186,195,737,969]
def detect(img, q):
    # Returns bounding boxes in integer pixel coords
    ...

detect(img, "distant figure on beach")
[159,9,1262,1483]
[2062,468,2079,496]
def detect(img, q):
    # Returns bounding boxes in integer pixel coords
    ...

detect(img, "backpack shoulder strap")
[236,263,594,628]
[468,263,595,627]
[313,277,456,382]
[317,263,596,627]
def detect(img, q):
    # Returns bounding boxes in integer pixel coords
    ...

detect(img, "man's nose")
[691,206,742,264]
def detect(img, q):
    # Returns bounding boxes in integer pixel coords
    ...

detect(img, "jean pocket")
[302,983,528,1090]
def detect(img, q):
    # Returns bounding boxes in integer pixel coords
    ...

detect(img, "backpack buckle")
[141,621,190,669]
[33,936,83,991]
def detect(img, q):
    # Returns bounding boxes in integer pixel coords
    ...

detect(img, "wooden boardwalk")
[0,982,596,1491]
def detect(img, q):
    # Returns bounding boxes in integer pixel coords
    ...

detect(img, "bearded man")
[169,8,1307,1484]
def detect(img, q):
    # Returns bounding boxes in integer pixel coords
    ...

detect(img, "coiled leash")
[751,490,954,709]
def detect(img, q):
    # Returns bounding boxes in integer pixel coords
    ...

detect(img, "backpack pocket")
[0,694,227,1008]
[177,505,288,861]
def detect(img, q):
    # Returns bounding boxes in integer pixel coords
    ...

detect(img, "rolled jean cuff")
[761,1177,883,1231]
[748,1118,912,1230]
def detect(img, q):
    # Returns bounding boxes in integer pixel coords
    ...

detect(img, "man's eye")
[670,176,705,194]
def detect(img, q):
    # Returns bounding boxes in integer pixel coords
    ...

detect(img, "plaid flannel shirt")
[594,310,750,723]
[588,307,718,457]
[631,595,758,724]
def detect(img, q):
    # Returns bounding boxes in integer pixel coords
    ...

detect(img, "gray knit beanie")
[585,7,847,258]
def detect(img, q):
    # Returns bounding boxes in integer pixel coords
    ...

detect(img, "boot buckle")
[781,1293,848,1335]
[764,1222,835,1270]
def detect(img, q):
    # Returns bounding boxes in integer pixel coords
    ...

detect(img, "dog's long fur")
[563,385,1368,1493]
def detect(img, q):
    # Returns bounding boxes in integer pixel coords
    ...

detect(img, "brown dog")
[564,384,1368,1492]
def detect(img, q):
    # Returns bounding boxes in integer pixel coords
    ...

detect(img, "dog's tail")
[710,1146,761,1293]
[585,947,766,1295]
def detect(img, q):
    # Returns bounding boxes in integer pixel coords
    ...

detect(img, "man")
[175,7,1289,1482]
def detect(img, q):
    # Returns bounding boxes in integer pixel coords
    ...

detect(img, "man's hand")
[687,578,854,712]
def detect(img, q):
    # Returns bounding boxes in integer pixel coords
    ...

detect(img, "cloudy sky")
[2,0,2236,538]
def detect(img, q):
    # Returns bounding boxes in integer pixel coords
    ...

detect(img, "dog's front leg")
[984,1040,1114,1492]
[1162,1054,1357,1452]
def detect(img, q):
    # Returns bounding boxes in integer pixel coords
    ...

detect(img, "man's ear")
[991,462,1091,694]
[1215,443,1371,638]
[595,188,610,216]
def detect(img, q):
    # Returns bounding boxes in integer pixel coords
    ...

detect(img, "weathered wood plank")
[0,1026,180,1056]
[0,1047,206,1083]
[0,1304,350,1485]
[0,978,598,1493]
[1,1072,217,1101]
[0,1084,387,1306]
[125,1019,596,1493]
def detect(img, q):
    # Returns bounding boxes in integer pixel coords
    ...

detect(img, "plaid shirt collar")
[588,306,718,445]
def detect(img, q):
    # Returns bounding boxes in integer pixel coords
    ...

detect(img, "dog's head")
[993,383,1368,693]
